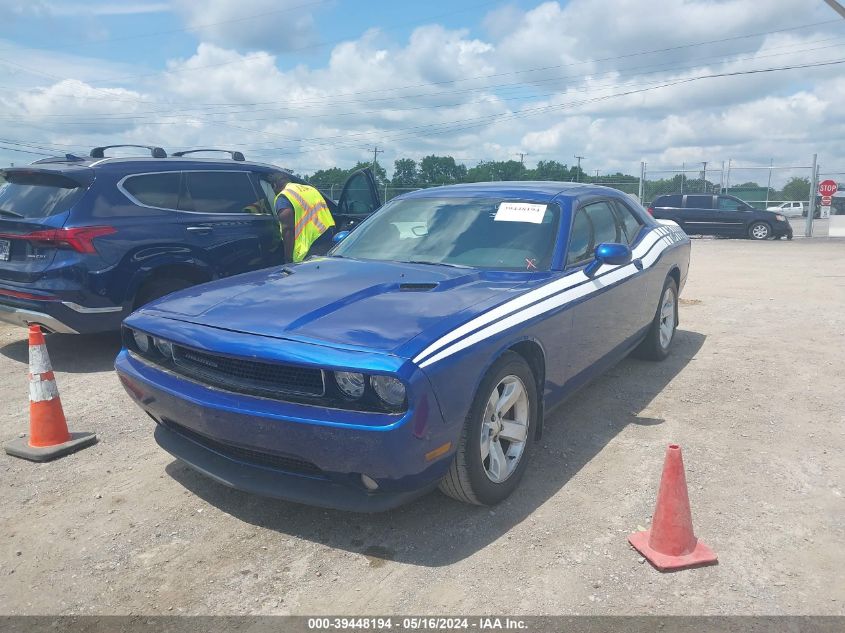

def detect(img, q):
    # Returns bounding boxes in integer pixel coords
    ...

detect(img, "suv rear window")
[180,171,259,214]
[121,173,180,210]
[0,171,86,219]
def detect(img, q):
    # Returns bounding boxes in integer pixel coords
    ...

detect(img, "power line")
[2,18,840,108]
[4,59,843,160]
[7,35,842,126]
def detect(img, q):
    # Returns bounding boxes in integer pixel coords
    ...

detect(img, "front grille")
[164,420,324,477]
[171,345,325,400]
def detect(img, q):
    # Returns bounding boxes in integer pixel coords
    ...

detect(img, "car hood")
[141,257,533,355]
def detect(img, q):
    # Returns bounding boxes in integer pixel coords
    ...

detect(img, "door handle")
[186,225,214,233]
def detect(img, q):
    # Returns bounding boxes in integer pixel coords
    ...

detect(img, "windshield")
[0,171,86,220]
[332,197,561,271]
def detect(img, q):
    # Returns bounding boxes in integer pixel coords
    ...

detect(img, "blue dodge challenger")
[115,182,690,511]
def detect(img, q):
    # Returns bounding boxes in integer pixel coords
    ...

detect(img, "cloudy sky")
[1,0,844,184]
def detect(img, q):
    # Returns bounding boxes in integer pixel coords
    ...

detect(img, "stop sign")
[818,179,838,196]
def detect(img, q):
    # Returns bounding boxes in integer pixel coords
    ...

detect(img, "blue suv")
[0,145,381,334]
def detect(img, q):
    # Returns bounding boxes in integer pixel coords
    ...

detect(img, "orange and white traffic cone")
[4,325,97,462]
[628,444,717,571]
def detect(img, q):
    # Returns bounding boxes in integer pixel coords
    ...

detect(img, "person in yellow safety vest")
[269,173,336,263]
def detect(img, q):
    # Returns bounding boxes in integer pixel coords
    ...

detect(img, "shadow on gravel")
[167,329,706,567]
[0,331,122,373]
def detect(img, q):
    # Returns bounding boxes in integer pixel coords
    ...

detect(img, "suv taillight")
[647,206,654,216]
[24,226,117,254]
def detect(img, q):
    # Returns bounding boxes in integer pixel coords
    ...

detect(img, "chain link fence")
[311,156,841,237]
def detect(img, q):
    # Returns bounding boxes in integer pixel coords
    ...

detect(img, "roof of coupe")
[399,181,623,201]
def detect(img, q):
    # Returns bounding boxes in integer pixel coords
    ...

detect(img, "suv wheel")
[749,222,771,240]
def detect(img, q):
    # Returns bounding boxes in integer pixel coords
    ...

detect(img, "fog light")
[361,474,379,491]
[153,337,174,359]
[132,330,150,353]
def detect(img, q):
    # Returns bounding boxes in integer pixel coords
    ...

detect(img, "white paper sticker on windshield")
[494,202,547,224]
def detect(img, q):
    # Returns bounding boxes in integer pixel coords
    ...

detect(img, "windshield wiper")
[404,260,472,269]
[0,208,24,218]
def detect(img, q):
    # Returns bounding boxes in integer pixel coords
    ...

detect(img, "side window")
[566,208,592,266]
[612,200,643,244]
[180,171,261,214]
[583,201,620,246]
[718,197,741,210]
[686,195,712,209]
[121,173,180,210]
[253,175,277,215]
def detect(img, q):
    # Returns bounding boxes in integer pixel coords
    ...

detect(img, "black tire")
[439,351,537,506]
[632,276,678,361]
[748,222,771,240]
[134,277,194,309]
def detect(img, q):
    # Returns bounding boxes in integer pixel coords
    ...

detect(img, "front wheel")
[439,352,537,506]
[749,222,771,240]
[632,277,678,361]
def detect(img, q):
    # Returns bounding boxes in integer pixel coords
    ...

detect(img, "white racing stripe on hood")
[412,226,672,366]
[417,225,685,368]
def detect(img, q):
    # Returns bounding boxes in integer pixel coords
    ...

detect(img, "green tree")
[418,155,467,185]
[530,160,570,181]
[392,158,418,187]
[781,176,811,202]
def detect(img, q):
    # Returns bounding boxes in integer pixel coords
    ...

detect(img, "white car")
[767,201,804,217]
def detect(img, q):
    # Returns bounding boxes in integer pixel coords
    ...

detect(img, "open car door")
[334,168,382,232]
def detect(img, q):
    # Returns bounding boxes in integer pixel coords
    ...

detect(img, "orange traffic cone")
[4,325,97,462]
[628,444,717,571]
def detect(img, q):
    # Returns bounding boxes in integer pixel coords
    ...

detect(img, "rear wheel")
[633,277,678,361]
[134,277,194,309]
[439,352,537,506]
[749,222,771,240]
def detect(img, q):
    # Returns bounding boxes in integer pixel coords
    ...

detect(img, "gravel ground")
[0,238,843,616]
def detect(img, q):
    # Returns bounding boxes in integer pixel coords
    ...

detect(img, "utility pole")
[726,158,732,193]
[805,153,818,238]
[515,152,527,165]
[574,155,585,182]
[702,161,708,193]
[370,146,383,168]
[765,158,774,208]
[681,161,685,194]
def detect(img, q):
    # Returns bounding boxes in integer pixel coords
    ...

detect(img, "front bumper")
[115,349,455,512]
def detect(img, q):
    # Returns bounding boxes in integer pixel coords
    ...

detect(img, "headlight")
[153,337,174,359]
[370,375,406,407]
[335,371,365,399]
[776,214,786,222]
[132,330,150,353]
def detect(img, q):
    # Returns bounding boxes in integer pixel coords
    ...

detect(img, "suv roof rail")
[32,153,88,164]
[171,149,245,161]
[90,145,167,159]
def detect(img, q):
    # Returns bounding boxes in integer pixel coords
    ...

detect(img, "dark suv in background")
[0,145,380,334]
[649,194,792,240]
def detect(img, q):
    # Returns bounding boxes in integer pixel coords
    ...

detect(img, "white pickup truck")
[766,201,805,217]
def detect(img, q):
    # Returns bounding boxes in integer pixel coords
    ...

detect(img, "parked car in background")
[116,182,690,511]
[649,193,792,240]
[0,145,380,334]
[767,201,804,217]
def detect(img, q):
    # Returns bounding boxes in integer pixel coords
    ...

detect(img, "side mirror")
[584,242,632,278]
[332,230,350,245]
